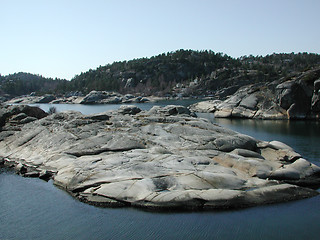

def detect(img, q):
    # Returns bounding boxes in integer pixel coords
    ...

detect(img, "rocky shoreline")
[5,67,320,121]
[1,104,320,210]
[4,91,168,105]
[190,67,320,120]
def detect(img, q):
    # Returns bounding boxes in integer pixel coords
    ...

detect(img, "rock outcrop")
[5,91,152,105]
[190,67,320,120]
[79,91,122,104]
[0,104,319,210]
[0,104,48,128]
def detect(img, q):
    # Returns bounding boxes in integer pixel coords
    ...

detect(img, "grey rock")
[268,141,293,151]
[190,84,289,120]
[11,113,28,121]
[20,116,38,124]
[0,104,48,128]
[189,100,221,113]
[276,81,296,110]
[80,91,113,104]
[148,105,191,116]
[231,148,265,159]
[231,106,256,118]
[101,96,122,104]
[118,105,141,115]
[239,94,258,110]
[36,95,56,103]
[124,94,135,100]
[0,105,319,210]
[213,134,257,152]
[0,131,15,141]
[85,112,110,121]
[137,97,150,103]
[80,91,129,104]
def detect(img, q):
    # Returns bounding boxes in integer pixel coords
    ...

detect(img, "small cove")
[1,101,320,240]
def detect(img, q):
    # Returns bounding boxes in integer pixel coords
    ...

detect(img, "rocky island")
[1,104,320,210]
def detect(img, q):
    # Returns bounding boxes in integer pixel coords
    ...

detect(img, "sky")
[1,0,320,80]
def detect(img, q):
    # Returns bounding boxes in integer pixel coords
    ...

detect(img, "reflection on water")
[1,102,320,239]
[197,113,320,140]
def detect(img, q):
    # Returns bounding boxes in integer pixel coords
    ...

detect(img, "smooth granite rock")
[0,104,319,210]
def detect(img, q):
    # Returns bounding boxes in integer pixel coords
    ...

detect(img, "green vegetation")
[63,49,237,96]
[0,72,67,96]
[1,50,320,97]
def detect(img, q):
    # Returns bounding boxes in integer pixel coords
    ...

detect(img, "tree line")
[0,72,67,96]
[1,50,320,97]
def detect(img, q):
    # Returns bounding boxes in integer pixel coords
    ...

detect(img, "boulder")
[118,105,141,115]
[80,91,105,104]
[188,100,221,113]
[101,96,122,104]
[135,97,150,103]
[85,112,110,121]
[36,95,56,103]
[148,105,191,116]
[80,91,126,104]
[80,91,112,104]
[0,104,47,128]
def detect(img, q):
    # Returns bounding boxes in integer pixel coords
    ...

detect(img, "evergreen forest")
[1,49,320,97]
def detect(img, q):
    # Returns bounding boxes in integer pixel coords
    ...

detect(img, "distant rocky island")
[1,104,319,210]
[5,90,157,105]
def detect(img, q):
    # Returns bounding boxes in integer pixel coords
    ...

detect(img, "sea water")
[1,102,320,240]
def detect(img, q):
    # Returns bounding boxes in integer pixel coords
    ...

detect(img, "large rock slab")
[0,104,319,210]
[190,84,289,120]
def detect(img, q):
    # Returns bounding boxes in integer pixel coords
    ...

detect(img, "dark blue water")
[197,113,320,164]
[1,103,320,240]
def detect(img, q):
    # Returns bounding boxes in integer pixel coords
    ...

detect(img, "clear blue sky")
[1,0,320,80]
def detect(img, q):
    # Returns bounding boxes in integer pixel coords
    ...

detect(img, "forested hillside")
[1,50,320,98]
[0,72,67,97]
[63,50,320,96]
